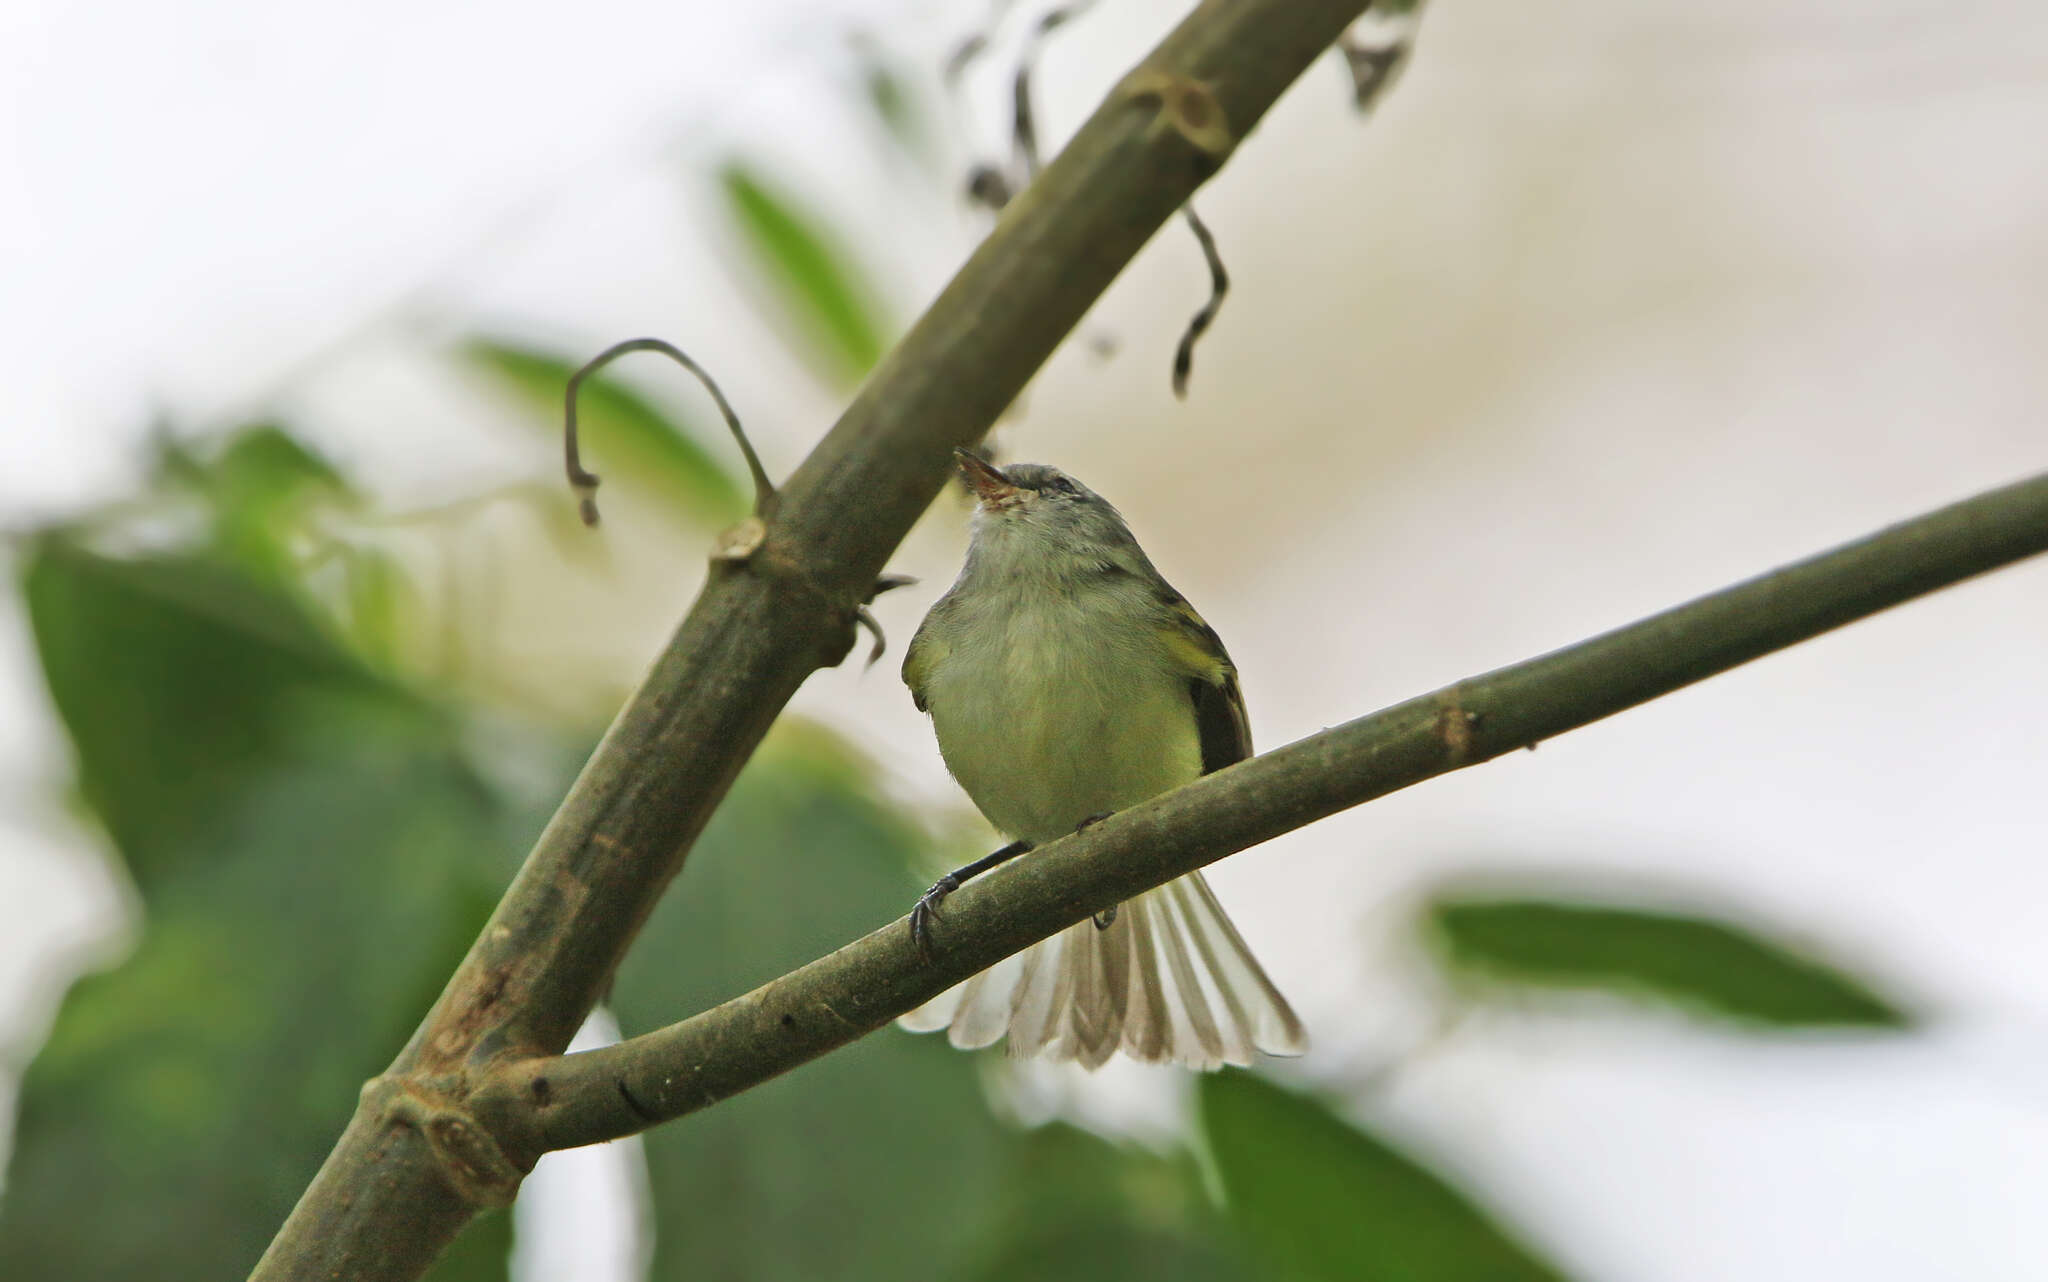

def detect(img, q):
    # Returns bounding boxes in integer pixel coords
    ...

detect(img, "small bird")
[898,451,1306,1070]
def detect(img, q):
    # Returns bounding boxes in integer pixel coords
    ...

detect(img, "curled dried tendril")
[563,337,774,527]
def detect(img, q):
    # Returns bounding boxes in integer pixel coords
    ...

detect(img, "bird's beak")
[954,449,1021,506]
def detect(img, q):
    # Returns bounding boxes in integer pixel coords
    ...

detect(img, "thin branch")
[563,336,774,526]
[1171,205,1228,398]
[954,1,1239,397]
[252,2,1376,1278]
[472,469,2048,1154]
[1012,1,1097,180]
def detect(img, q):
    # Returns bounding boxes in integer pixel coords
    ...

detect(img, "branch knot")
[1121,68,1235,161]
[363,1075,525,1208]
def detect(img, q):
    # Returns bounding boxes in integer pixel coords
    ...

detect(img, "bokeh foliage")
[0,413,1258,1280]
[1424,890,1909,1029]
[1202,1071,1571,1282]
[716,161,892,387]
[2,441,532,1281]
[1,99,1917,1274]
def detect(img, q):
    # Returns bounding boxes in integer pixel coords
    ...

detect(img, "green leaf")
[1423,893,1910,1029]
[427,1209,514,1282]
[613,725,1013,1282]
[1200,1072,1574,1282]
[146,422,356,583]
[2,535,527,1280]
[611,721,1271,1282]
[460,338,745,521]
[20,536,413,888]
[854,48,936,167]
[717,161,889,384]
[964,1124,1253,1282]
[209,422,351,504]
[338,541,415,668]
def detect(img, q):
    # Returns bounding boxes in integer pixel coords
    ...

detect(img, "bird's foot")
[910,874,960,963]
[908,838,1035,963]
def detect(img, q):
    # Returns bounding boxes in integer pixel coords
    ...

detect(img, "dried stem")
[563,336,774,526]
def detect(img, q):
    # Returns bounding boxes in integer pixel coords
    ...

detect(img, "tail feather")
[1007,931,1069,1057]
[1067,920,1121,1069]
[947,957,1012,1050]
[901,870,1305,1070]
[1119,901,1172,1062]
[1145,886,1227,1067]
[1169,875,1308,1058]
[1160,879,1253,1066]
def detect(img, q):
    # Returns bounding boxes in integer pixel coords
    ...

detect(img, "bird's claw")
[911,873,962,962]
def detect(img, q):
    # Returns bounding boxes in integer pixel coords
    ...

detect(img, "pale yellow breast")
[924,597,1202,844]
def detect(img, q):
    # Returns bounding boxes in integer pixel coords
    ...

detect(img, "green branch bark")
[464,468,2048,1153]
[249,0,1376,1278]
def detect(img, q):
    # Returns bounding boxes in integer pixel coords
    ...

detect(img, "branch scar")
[365,1075,524,1208]
[1121,69,1234,159]
[1436,689,1479,766]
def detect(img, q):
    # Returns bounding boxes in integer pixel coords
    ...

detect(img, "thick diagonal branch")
[472,469,2048,1154]
[250,1,1376,1279]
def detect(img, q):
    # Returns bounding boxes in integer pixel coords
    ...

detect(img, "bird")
[896,450,1306,1070]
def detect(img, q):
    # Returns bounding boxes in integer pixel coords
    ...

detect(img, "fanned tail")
[898,870,1306,1070]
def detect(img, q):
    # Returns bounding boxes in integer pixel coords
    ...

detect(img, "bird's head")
[953,449,1142,571]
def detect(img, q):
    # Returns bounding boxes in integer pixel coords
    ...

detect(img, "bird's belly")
[926,617,1201,844]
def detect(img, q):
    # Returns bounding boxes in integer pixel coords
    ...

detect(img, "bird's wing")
[901,607,949,713]
[1157,589,1253,774]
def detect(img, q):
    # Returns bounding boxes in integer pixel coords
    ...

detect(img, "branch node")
[711,515,769,563]
[365,1075,524,1208]
[1436,689,1478,766]
[1121,68,1235,161]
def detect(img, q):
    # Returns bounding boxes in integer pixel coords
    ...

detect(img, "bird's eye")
[1050,476,1079,496]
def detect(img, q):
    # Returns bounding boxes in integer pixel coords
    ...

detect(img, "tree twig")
[563,336,774,526]
[250,2,1378,1279]
[1171,204,1228,398]
[470,468,2048,1154]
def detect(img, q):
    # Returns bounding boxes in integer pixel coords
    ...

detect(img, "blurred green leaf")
[6,430,1263,1282]
[1,533,530,1281]
[21,537,414,888]
[430,1210,514,1282]
[855,50,935,167]
[965,1123,1252,1282]
[717,161,889,385]
[338,541,414,668]
[140,422,356,584]
[1424,893,1909,1029]
[614,726,1012,1282]
[1200,1072,1574,1282]
[461,338,745,521]
[209,422,351,506]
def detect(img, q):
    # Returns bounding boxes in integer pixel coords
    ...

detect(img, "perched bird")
[897,451,1306,1070]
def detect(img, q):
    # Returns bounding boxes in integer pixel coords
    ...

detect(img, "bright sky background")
[6,0,2048,1278]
